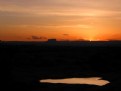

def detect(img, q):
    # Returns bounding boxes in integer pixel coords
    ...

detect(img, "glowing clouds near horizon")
[40,77,110,86]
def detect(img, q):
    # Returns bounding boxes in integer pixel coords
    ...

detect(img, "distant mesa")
[78,39,87,41]
[47,39,57,42]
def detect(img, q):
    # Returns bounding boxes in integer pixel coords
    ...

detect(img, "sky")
[0,0,121,41]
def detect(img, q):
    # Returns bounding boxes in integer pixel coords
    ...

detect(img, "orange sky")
[0,0,121,41]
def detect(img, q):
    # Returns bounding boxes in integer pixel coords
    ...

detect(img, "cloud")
[63,34,69,36]
[31,36,47,40]
[0,0,121,27]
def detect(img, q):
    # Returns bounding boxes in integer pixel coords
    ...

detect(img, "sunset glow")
[0,0,121,41]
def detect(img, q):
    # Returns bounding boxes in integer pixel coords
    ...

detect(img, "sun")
[89,39,93,41]
[89,37,95,41]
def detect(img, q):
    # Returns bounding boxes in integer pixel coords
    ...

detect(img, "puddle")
[40,77,110,86]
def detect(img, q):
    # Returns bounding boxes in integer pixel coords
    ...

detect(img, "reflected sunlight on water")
[40,77,110,86]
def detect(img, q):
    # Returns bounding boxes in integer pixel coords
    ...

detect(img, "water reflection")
[40,77,110,86]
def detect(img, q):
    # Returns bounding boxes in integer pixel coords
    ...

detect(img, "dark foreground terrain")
[1,42,121,91]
